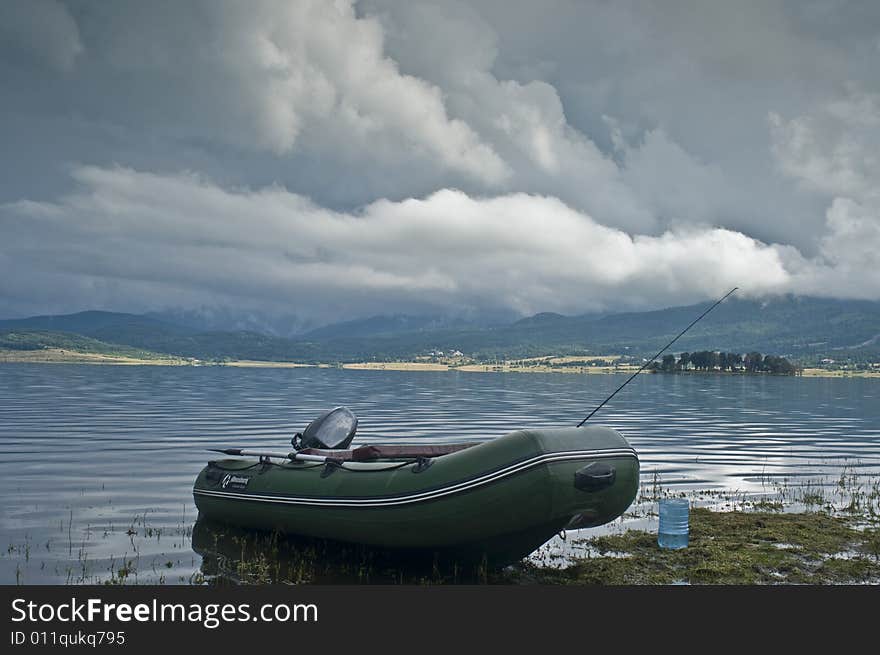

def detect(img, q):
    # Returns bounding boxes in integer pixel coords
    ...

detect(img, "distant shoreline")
[2,348,879,378]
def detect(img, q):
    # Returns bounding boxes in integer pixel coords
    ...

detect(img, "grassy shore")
[223,360,326,369]
[505,507,880,585]
[507,465,880,585]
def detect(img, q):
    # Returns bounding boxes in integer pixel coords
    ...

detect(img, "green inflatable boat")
[193,408,639,564]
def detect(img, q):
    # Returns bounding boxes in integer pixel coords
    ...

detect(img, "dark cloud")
[0,0,878,321]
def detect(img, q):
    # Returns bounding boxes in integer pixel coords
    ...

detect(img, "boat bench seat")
[298,442,478,462]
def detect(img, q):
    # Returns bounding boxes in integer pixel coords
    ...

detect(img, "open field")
[342,362,450,371]
[0,348,194,366]
[801,367,880,378]
[520,355,623,363]
[456,363,634,374]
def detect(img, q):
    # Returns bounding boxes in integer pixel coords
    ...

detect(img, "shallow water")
[1,363,878,583]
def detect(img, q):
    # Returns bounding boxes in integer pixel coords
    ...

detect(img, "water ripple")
[1,364,878,583]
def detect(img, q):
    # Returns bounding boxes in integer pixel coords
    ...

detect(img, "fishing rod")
[576,287,738,427]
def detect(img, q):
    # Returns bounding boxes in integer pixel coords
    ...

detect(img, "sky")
[1,0,879,327]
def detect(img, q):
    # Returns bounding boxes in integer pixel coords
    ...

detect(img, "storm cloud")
[1,0,879,322]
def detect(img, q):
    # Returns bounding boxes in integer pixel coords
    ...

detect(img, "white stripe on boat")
[194,447,637,508]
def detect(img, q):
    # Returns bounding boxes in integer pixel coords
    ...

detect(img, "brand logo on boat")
[220,474,250,489]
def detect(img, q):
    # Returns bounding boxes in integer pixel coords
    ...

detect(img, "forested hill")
[1,296,879,363]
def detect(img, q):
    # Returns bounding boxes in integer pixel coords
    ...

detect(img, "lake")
[1,363,878,583]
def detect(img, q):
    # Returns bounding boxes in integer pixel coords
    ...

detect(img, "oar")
[207,446,430,481]
[209,448,333,463]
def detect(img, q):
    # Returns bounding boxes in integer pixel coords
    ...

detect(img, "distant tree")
[678,352,690,371]
[645,348,794,375]
[708,351,721,370]
[763,354,797,375]
[745,352,763,373]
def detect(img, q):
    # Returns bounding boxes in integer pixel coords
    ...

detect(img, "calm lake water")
[1,363,879,583]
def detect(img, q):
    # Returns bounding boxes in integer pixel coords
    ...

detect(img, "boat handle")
[574,462,616,492]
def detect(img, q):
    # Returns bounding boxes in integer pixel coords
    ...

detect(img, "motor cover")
[298,406,358,450]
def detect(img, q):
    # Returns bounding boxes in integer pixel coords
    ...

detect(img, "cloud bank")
[0,1,879,321]
[3,164,874,323]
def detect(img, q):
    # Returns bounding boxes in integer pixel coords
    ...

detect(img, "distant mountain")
[511,312,569,328]
[0,329,171,359]
[0,310,191,338]
[467,296,880,359]
[581,295,880,356]
[2,296,879,363]
[146,308,317,338]
[302,314,479,340]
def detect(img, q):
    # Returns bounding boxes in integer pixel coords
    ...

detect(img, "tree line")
[650,351,800,375]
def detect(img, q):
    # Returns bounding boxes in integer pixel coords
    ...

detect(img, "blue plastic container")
[658,498,689,549]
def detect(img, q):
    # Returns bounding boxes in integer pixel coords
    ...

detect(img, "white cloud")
[2,166,799,321]
[769,110,876,198]
[364,0,656,233]
[769,88,880,200]
[769,87,880,298]
[221,0,509,183]
[615,127,735,227]
[68,0,508,186]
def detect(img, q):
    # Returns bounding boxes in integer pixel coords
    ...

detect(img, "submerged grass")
[6,506,879,585]
[5,467,880,585]
[193,520,495,585]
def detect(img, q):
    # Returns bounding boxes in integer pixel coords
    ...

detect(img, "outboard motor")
[293,406,358,450]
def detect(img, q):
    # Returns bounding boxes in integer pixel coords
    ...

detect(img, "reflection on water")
[192,518,495,584]
[1,363,878,583]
